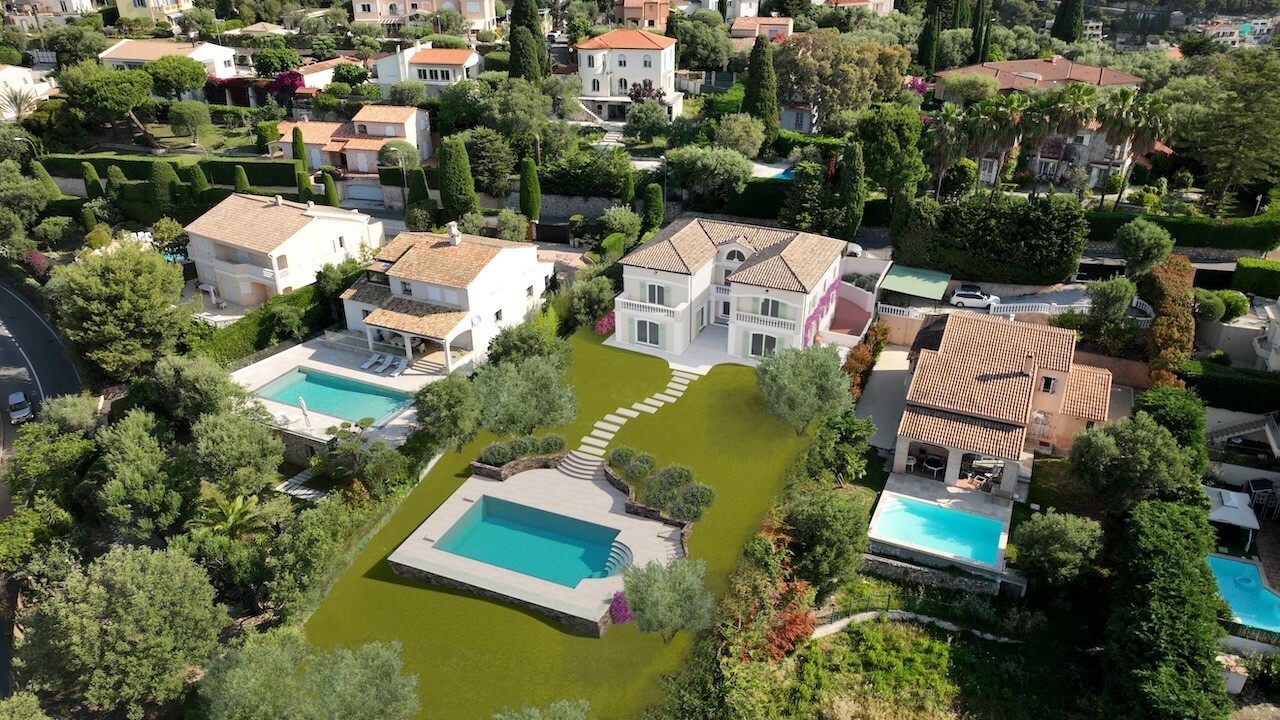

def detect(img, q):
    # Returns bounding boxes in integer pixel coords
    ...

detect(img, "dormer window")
[357,124,368,133]
[366,270,389,285]
[726,249,745,262]
[1041,376,1056,394]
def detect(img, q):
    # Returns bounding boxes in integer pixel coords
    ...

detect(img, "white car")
[951,284,1000,309]
[7,391,32,424]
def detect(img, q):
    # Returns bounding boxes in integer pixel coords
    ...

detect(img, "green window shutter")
[657,323,666,350]
[740,332,750,357]
[751,297,760,314]
[628,318,635,344]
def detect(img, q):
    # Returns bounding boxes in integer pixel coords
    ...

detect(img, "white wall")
[579,44,675,97]
[273,212,384,293]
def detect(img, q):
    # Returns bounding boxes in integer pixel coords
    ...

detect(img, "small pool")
[256,367,410,424]
[772,166,795,180]
[435,496,623,587]
[870,494,1003,566]
[1208,555,1280,632]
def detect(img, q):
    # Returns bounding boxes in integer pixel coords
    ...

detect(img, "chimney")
[446,221,462,246]
[274,195,283,205]
[1023,353,1036,377]
[307,200,315,209]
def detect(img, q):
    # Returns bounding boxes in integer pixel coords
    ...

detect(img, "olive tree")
[755,344,853,435]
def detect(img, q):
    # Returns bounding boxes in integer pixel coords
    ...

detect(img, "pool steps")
[591,540,634,578]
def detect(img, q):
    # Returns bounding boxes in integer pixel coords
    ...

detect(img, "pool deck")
[866,474,1013,576]
[387,459,684,635]
[231,338,444,446]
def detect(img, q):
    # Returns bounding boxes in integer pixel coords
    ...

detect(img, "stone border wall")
[600,464,694,559]
[469,452,568,480]
[387,559,610,637]
[860,552,1000,595]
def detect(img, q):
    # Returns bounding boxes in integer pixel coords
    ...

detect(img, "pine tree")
[82,162,103,200]
[1051,0,1084,42]
[951,0,971,30]
[233,165,250,192]
[438,136,478,221]
[969,0,991,63]
[292,125,308,172]
[742,36,779,146]
[620,171,635,209]
[519,156,540,221]
[642,182,663,230]
[295,171,312,201]
[149,162,181,217]
[323,173,340,206]
[31,160,59,198]
[917,6,942,75]
[509,26,542,81]
[188,164,211,200]
[407,167,430,205]
[837,142,867,239]
[509,0,546,76]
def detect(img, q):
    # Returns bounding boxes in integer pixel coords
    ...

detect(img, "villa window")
[643,54,652,67]
[467,1,479,10]
[427,285,443,301]
[750,333,777,357]
[591,79,600,92]
[366,270,389,285]
[618,54,627,67]
[792,113,803,130]
[760,298,782,318]
[637,320,659,346]
[360,3,371,10]
[646,283,666,306]
[726,249,745,262]
[417,69,429,79]
[618,78,628,91]
[400,281,413,296]
[495,309,503,321]
[587,55,595,68]
[1041,376,1056,394]
[1031,410,1051,438]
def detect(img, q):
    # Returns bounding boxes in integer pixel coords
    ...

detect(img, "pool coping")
[256,365,413,427]
[1208,553,1280,633]
[866,490,1009,576]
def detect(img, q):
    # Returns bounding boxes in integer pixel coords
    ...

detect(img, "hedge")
[45,196,86,219]
[1232,257,1280,298]
[724,177,790,219]
[1086,211,1280,252]
[773,129,846,157]
[198,158,304,187]
[41,154,303,189]
[705,83,745,119]
[195,285,330,364]
[1138,255,1195,374]
[1178,360,1280,414]
[483,50,510,73]
[378,165,440,189]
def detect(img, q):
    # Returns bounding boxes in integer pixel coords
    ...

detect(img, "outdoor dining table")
[923,456,945,478]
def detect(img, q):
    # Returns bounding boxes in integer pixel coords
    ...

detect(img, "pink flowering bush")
[905,76,929,96]
[610,591,632,624]
[24,250,48,278]
[268,71,304,102]
[595,311,616,336]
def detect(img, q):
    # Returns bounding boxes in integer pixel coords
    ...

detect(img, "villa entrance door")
[715,300,730,325]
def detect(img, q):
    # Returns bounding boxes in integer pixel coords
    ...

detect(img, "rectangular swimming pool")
[1208,555,1280,633]
[256,367,410,424]
[435,496,620,588]
[870,494,1003,566]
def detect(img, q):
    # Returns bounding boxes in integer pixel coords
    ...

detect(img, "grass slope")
[305,332,806,719]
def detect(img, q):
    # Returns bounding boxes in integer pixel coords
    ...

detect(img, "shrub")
[1193,287,1225,322]
[597,205,641,248]
[494,208,527,243]
[1086,211,1280,252]
[539,434,565,453]
[608,445,635,468]
[1217,289,1249,321]
[713,113,766,158]
[1232,257,1280,298]
[32,216,73,248]
[1113,217,1173,277]
[509,435,537,457]
[570,276,615,328]
[1011,509,1103,589]
[479,441,513,466]
[594,311,616,336]
[610,591,632,624]
[624,451,655,482]
[1140,255,1195,373]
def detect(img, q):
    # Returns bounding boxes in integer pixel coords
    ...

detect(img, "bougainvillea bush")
[595,311,616,336]
[610,591,632,624]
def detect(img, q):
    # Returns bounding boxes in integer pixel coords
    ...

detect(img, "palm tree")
[1046,83,1098,190]
[926,103,969,199]
[1096,87,1141,210]
[968,94,1027,199]
[1107,93,1172,211]
[187,493,271,540]
[1019,93,1061,197]
[0,87,39,121]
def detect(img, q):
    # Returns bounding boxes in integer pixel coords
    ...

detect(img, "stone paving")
[274,468,329,502]
[1252,517,1280,594]
[573,366,704,459]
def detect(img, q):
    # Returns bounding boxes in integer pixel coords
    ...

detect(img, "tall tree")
[775,34,910,129]
[509,0,547,75]
[926,103,969,197]
[406,167,430,205]
[56,61,155,144]
[1048,82,1098,179]
[641,182,663,230]
[1097,88,1171,211]
[143,55,209,100]
[969,0,991,64]
[951,0,971,31]
[519,156,541,221]
[917,4,942,75]
[323,173,340,207]
[1051,0,1084,42]
[755,344,853,435]
[292,125,308,172]
[857,104,929,204]
[96,408,188,540]
[785,487,872,601]
[1185,49,1280,205]
[837,142,867,239]
[190,411,285,497]
[438,136,479,221]
[474,355,576,436]
[413,372,480,452]
[508,26,543,81]
[742,36,779,145]
[622,558,714,644]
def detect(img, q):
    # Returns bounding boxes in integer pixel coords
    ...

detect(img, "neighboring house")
[185,193,385,309]
[113,0,193,25]
[1083,18,1103,42]
[611,218,846,360]
[615,0,669,29]
[934,56,1141,98]
[271,105,430,174]
[340,224,555,371]
[1253,300,1280,371]
[724,0,758,19]
[0,65,55,120]
[99,39,238,96]
[892,312,1112,496]
[1203,20,1242,47]
[295,56,362,89]
[576,29,683,120]
[730,16,792,38]
[352,0,497,31]
[372,41,483,97]
[779,101,817,134]
[819,0,894,16]
[5,0,95,31]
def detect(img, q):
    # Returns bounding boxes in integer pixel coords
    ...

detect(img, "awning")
[1206,485,1259,530]
[880,264,951,301]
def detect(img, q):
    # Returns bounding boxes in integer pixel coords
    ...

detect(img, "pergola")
[1205,485,1260,553]
[878,264,952,306]
[361,297,471,373]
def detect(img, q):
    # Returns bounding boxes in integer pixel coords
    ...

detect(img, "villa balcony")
[208,256,287,282]
[712,284,730,297]
[615,294,689,320]
[734,311,796,332]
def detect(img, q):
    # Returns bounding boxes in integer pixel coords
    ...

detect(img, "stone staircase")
[559,450,606,481]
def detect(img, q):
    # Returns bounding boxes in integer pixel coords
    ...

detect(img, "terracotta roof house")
[98,39,239,97]
[730,15,793,38]
[339,223,555,371]
[576,29,684,120]
[611,218,851,361]
[373,40,484,98]
[269,106,430,176]
[185,193,384,309]
[615,0,670,29]
[933,56,1142,97]
[891,312,1112,497]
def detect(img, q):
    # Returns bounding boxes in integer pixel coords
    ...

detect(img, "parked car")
[7,391,32,424]
[951,284,1000,309]
[844,242,863,258]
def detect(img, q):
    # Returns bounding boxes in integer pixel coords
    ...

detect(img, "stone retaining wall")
[860,553,1000,595]
[470,452,568,480]
[1087,241,1260,262]
[388,559,610,637]
[600,464,693,558]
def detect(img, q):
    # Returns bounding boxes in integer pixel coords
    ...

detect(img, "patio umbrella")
[1204,485,1260,553]
[298,396,312,428]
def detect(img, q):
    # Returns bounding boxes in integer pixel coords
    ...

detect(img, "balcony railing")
[734,311,796,332]
[615,294,688,320]
[712,284,729,297]
[211,257,277,281]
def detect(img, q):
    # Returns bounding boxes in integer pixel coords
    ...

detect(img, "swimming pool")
[256,367,411,424]
[869,494,1003,566]
[772,166,795,180]
[435,496,624,588]
[1208,555,1280,632]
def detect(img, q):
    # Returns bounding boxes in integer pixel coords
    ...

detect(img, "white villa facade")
[372,42,484,98]
[100,39,238,80]
[185,194,384,308]
[352,0,497,31]
[612,218,846,360]
[577,29,683,120]
[340,224,554,371]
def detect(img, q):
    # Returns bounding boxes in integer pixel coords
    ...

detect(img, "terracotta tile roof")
[408,48,479,65]
[363,297,468,339]
[939,312,1076,373]
[340,279,392,305]
[935,56,1142,91]
[898,406,1027,460]
[184,193,319,253]
[298,56,357,75]
[100,39,215,62]
[731,16,792,31]
[275,120,348,146]
[373,233,419,263]
[576,29,677,50]
[381,232,525,288]
[352,104,419,123]
[1063,364,1111,422]
[727,232,844,293]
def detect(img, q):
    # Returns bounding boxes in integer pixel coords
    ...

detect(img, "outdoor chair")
[388,358,407,377]
[372,355,393,373]
[360,353,382,370]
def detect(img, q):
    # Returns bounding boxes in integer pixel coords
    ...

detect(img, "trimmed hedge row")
[1139,254,1196,377]
[1178,360,1280,414]
[41,154,302,189]
[477,434,566,466]
[194,285,329,364]
[378,165,440,189]
[724,177,790,219]
[704,83,745,119]
[1086,211,1280,251]
[773,129,846,157]
[1232,257,1280,298]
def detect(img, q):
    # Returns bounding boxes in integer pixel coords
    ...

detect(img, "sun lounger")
[372,355,394,373]
[360,353,382,370]
[388,358,407,377]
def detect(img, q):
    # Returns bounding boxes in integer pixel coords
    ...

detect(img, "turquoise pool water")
[1208,555,1280,632]
[256,367,410,424]
[773,166,795,180]
[436,497,619,587]
[872,494,1003,566]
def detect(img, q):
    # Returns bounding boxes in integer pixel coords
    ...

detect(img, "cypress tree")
[296,171,312,201]
[31,160,59,198]
[80,206,96,232]
[620,171,635,209]
[323,173,340,206]
[917,8,942,75]
[642,182,663,231]
[509,0,546,76]
[149,162,181,217]
[969,0,991,63]
[509,26,542,82]
[837,142,867,239]
[742,36,779,146]
[438,136,478,221]
[519,156,540,221]
[82,162,102,200]
[1051,0,1084,42]
[407,166,430,205]
[952,0,971,30]
[188,164,211,200]
[233,165,250,192]
[292,125,308,172]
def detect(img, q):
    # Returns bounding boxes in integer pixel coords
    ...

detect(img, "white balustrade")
[734,311,796,331]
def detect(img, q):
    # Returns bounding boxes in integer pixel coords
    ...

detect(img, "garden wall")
[483,189,682,226]
[470,452,567,480]
[601,463,693,558]
[859,553,1000,595]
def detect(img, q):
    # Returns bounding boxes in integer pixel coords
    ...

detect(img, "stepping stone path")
[568,369,706,464]
[274,469,329,503]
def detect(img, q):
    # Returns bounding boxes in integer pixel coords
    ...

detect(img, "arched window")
[642,54,652,68]
[726,249,745,262]
[617,53,627,67]
[388,2,400,14]
[618,78,628,91]
[591,78,599,91]
[587,54,595,68]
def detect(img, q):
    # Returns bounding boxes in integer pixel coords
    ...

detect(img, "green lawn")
[304,332,807,719]
[146,122,256,152]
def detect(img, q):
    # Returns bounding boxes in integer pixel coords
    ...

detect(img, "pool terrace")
[867,474,1013,577]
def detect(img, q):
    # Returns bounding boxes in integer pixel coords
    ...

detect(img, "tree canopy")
[1010,509,1102,589]
[623,558,715,643]
[144,55,210,100]
[413,372,480,452]
[57,61,153,125]
[755,344,853,435]
[474,355,577,436]
[1068,411,1198,507]
[775,35,910,129]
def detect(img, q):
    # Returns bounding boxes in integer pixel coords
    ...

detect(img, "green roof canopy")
[880,264,951,301]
